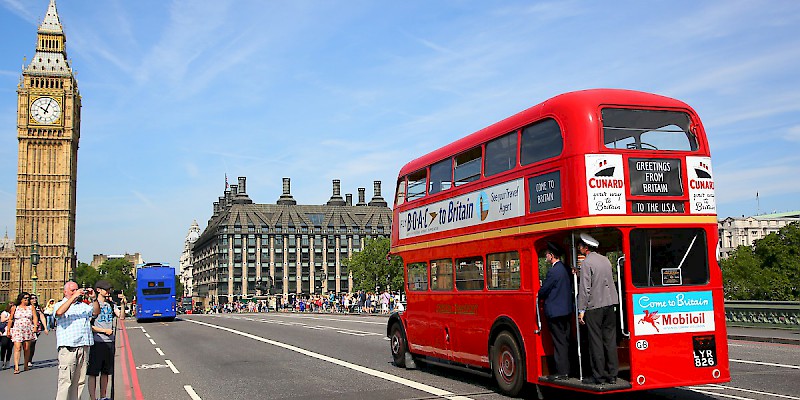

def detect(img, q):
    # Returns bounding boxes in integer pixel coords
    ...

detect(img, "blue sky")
[1,1,799,268]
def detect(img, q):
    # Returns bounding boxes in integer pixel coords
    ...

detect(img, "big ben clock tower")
[13,0,81,301]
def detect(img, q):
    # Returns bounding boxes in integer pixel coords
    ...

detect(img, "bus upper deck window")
[429,158,453,195]
[602,108,699,151]
[485,131,518,176]
[395,178,407,205]
[454,147,482,186]
[521,118,563,165]
[407,169,427,201]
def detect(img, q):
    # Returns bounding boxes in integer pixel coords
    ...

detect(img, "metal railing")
[725,301,800,329]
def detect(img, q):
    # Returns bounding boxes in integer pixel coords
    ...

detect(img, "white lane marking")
[184,385,202,400]
[187,319,474,400]
[155,347,165,356]
[731,358,800,370]
[145,333,151,338]
[215,314,380,336]
[206,312,386,326]
[690,388,752,400]
[127,326,146,331]
[149,339,157,345]
[728,343,743,347]
[707,384,800,400]
[165,359,180,374]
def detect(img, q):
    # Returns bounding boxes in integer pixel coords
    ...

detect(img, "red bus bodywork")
[388,89,730,395]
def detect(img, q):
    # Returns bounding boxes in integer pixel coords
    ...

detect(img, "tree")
[74,262,99,289]
[97,258,135,296]
[343,236,403,293]
[175,276,184,298]
[722,222,800,300]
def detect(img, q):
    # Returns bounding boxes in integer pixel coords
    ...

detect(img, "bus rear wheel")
[390,323,407,367]
[492,331,525,397]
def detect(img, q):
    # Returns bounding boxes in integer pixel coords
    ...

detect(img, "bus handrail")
[616,256,630,338]
[535,293,541,334]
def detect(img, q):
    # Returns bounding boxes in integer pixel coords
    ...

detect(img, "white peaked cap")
[580,232,599,247]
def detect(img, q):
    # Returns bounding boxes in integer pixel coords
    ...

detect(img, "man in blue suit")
[538,242,573,380]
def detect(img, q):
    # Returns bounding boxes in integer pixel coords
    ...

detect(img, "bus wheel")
[390,323,407,368]
[492,331,524,397]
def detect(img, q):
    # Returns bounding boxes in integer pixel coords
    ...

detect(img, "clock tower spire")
[11,0,81,301]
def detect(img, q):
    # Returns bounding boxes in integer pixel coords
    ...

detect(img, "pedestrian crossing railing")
[725,301,800,329]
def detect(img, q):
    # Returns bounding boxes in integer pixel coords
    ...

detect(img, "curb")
[728,335,800,345]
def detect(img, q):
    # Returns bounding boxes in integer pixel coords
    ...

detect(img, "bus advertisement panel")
[135,263,176,322]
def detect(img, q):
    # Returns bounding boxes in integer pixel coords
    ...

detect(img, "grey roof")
[193,202,392,250]
[39,0,63,34]
[25,51,71,76]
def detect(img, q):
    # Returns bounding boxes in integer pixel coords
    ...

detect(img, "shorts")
[87,341,115,376]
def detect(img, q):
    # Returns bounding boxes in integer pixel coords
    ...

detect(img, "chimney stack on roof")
[368,180,388,207]
[277,177,297,205]
[357,188,367,206]
[326,179,346,206]
[346,193,353,206]
[238,177,246,194]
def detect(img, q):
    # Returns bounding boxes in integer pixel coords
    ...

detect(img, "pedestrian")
[8,291,38,374]
[54,281,100,400]
[44,298,56,330]
[88,280,123,400]
[0,303,12,369]
[576,233,619,385]
[28,293,49,368]
[538,242,573,380]
[380,290,391,314]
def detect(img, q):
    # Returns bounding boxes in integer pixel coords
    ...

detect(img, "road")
[115,312,800,400]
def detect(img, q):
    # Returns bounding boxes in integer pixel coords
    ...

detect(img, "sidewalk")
[1,325,795,399]
[0,331,121,399]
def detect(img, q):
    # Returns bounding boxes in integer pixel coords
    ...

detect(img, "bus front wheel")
[492,331,525,397]
[390,323,407,368]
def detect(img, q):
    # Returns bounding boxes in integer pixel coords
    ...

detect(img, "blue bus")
[135,263,176,322]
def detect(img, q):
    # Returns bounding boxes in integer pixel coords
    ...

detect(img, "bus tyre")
[390,323,407,368]
[492,332,525,397]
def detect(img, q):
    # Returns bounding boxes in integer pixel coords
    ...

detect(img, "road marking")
[689,388,752,400]
[728,343,743,347]
[184,385,202,400]
[706,384,800,400]
[187,319,475,400]
[136,363,169,370]
[145,333,151,338]
[730,358,800,370]
[155,347,164,356]
[149,339,157,345]
[165,359,180,374]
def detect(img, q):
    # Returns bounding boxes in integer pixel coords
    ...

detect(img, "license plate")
[692,335,717,367]
[153,313,162,317]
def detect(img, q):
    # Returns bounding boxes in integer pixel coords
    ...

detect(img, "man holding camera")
[54,281,100,400]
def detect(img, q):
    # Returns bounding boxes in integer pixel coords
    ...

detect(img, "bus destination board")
[629,158,683,196]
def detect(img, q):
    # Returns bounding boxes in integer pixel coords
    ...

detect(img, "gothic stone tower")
[13,0,81,301]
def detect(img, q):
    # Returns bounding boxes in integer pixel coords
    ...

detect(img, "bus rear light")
[712,369,721,379]
[636,375,646,385]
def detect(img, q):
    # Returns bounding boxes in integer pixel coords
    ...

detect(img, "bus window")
[602,109,699,151]
[487,251,520,290]
[430,259,453,291]
[485,131,518,176]
[521,118,563,165]
[454,147,482,186]
[407,262,428,291]
[395,178,407,205]
[407,169,427,201]
[429,158,453,195]
[455,256,484,291]
[630,228,709,287]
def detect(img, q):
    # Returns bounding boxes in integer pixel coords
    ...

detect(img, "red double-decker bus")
[387,89,729,396]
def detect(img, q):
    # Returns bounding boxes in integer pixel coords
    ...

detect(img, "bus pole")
[572,233,584,381]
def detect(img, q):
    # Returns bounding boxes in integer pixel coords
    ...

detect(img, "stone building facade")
[718,211,800,258]
[179,221,201,298]
[192,177,391,305]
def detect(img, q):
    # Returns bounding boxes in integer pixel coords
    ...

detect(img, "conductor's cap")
[579,232,599,248]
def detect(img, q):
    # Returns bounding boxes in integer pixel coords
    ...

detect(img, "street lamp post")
[30,241,40,296]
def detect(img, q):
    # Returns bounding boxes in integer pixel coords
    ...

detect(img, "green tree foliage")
[175,275,184,298]
[74,259,135,297]
[722,222,800,300]
[343,236,403,293]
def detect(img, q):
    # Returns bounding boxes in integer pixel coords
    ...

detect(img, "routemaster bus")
[387,89,729,396]
[135,263,177,322]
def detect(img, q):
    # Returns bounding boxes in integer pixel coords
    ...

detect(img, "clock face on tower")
[30,96,61,124]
